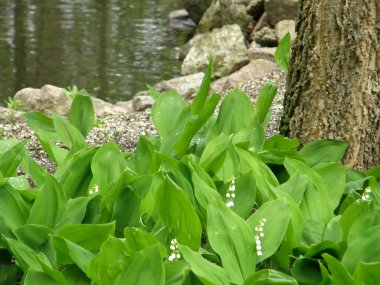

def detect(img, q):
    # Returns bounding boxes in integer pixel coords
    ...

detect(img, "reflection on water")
[0,0,190,102]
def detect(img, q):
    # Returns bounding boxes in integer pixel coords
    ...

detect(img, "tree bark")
[280,0,380,170]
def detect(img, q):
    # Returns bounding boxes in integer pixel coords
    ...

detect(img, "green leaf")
[274,32,291,73]
[22,271,62,285]
[13,224,52,249]
[0,183,29,232]
[2,236,42,272]
[244,269,298,285]
[69,94,96,137]
[165,260,190,285]
[36,134,68,166]
[292,257,322,285]
[28,173,66,229]
[0,140,27,177]
[58,197,91,226]
[57,222,115,251]
[56,147,96,198]
[342,225,380,273]
[179,244,229,285]
[299,140,349,167]
[0,265,19,285]
[199,133,229,172]
[230,172,256,219]
[155,177,202,250]
[353,261,380,285]
[51,236,95,274]
[124,227,166,256]
[323,253,358,284]
[126,137,156,175]
[247,198,291,262]
[87,237,129,285]
[254,82,278,126]
[90,142,126,190]
[53,114,86,151]
[192,58,213,115]
[23,112,60,141]
[151,91,186,139]
[264,134,300,151]
[114,245,164,285]
[213,88,254,135]
[207,199,256,283]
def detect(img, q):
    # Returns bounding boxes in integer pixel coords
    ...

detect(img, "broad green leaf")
[57,222,115,251]
[324,216,343,243]
[302,219,325,245]
[179,244,229,285]
[237,148,279,204]
[28,174,66,229]
[274,32,291,73]
[90,142,126,190]
[314,162,346,211]
[0,183,29,232]
[323,253,358,284]
[230,172,256,219]
[124,227,166,256]
[23,112,60,141]
[353,261,380,285]
[0,264,19,285]
[2,236,42,272]
[52,236,95,274]
[61,265,90,285]
[264,135,300,150]
[292,257,322,285]
[244,269,298,285]
[151,91,186,138]
[213,88,254,135]
[199,133,229,172]
[207,199,256,283]
[56,147,96,198]
[126,137,156,175]
[69,94,96,137]
[247,198,291,263]
[192,58,213,115]
[36,133,68,166]
[299,140,348,167]
[114,245,164,285]
[22,271,61,285]
[0,140,27,177]
[174,92,220,157]
[254,82,278,125]
[88,237,129,285]
[53,114,86,151]
[13,224,52,249]
[155,177,202,250]
[7,176,29,191]
[58,197,91,226]
[342,225,380,273]
[165,260,190,285]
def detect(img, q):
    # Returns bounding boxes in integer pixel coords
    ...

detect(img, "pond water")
[0,0,191,103]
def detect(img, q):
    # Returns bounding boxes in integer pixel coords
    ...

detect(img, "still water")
[0,0,191,103]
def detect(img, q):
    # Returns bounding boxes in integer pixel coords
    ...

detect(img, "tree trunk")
[280,0,380,170]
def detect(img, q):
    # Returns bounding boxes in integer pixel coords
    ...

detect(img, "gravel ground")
[1,70,286,174]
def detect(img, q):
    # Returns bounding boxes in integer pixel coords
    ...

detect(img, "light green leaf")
[353,261,380,285]
[254,82,277,125]
[124,227,166,256]
[53,114,86,151]
[156,177,202,250]
[179,244,229,285]
[165,260,190,285]
[274,32,291,73]
[114,245,164,285]
[192,59,213,115]
[323,253,358,284]
[207,199,256,283]
[22,271,62,285]
[13,224,52,249]
[0,140,27,177]
[244,269,298,285]
[69,94,96,137]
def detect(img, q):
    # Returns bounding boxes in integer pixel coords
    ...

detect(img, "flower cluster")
[226,176,236,208]
[168,239,181,262]
[361,187,372,201]
[88,184,99,195]
[254,218,266,256]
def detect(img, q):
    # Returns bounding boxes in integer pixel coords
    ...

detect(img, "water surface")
[0,0,190,103]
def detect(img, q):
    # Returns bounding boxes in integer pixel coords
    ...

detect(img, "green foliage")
[0,62,379,284]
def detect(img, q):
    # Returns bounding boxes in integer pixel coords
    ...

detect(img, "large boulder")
[181,24,249,78]
[247,42,276,61]
[197,0,252,34]
[14,85,133,118]
[275,19,296,43]
[182,0,213,24]
[252,27,277,46]
[264,0,298,25]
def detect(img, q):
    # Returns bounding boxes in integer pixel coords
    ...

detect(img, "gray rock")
[92,98,132,117]
[156,72,205,98]
[221,59,280,93]
[197,0,252,34]
[182,0,212,24]
[264,0,298,25]
[247,0,265,20]
[132,95,154,112]
[14,85,71,116]
[181,24,249,78]
[247,44,276,61]
[168,9,189,20]
[115,101,134,114]
[179,34,203,60]
[252,27,277,46]
[0,106,24,122]
[275,19,296,43]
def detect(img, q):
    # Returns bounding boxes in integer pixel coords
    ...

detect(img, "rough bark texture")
[280,0,380,170]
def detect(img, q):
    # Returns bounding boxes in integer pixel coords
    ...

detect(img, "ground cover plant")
[1,37,380,284]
